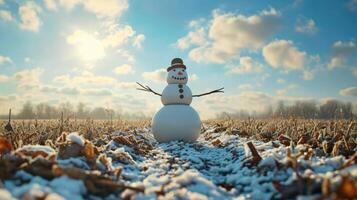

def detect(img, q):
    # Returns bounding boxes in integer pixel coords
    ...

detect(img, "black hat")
[167,58,186,72]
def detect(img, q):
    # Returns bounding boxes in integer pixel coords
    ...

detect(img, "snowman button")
[179,94,184,99]
[179,89,183,93]
[178,84,183,88]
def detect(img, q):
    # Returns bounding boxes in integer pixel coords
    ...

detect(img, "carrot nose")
[178,72,183,75]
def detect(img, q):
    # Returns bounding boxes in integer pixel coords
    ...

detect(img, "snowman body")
[161,84,192,105]
[152,65,201,142]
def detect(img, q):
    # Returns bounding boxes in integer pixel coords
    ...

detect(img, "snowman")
[137,58,223,142]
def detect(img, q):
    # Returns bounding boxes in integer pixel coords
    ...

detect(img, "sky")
[0,0,357,119]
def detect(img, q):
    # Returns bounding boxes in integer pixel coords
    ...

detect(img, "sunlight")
[66,30,105,62]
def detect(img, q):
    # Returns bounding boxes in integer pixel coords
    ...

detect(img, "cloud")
[303,70,314,80]
[0,10,13,21]
[48,0,128,18]
[347,0,357,11]
[353,67,357,77]
[82,88,112,96]
[196,90,274,118]
[54,72,116,86]
[19,1,42,32]
[142,68,166,83]
[276,84,298,96]
[227,56,264,74]
[177,8,281,64]
[176,27,207,49]
[0,55,12,64]
[276,78,285,84]
[328,41,356,70]
[13,68,44,89]
[103,25,135,48]
[238,83,254,90]
[133,34,145,49]
[66,25,139,63]
[0,0,4,5]
[66,30,106,62]
[115,82,137,89]
[24,57,32,63]
[189,74,199,81]
[0,68,44,88]
[114,64,134,75]
[263,40,306,71]
[339,87,357,97]
[295,18,318,35]
[44,0,58,10]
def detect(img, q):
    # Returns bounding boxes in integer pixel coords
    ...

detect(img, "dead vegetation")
[0,118,356,199]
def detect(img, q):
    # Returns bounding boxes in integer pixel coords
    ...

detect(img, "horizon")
[1,0,357,120]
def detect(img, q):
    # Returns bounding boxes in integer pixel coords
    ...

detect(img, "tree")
[18,101,35,119]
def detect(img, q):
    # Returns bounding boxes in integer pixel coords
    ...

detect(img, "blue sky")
[0,0,356,119]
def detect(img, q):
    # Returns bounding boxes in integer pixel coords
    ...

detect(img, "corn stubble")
[0,118,356,199]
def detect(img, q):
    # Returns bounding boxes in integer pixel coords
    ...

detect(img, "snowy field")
[0,120,356,200]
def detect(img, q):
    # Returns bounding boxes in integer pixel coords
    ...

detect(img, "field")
[0,119,356,200]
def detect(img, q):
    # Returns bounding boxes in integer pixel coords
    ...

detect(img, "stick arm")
[192,87,224,97]
[136,82,162,96]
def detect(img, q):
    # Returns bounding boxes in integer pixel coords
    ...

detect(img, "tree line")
[0,101,149,120]
[216,99,355,119]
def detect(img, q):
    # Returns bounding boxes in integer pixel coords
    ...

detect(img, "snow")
[1,126,356,200]
[67,132,85,146]
[4,174,86,200]
[0,189,16,200]
[16,144,55,155]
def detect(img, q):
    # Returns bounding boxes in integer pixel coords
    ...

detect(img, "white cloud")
[176,27,207,49]
[66,24,141,64]
[0,68,45,89]
[276,78,285,84]
[263,40,306,71]
[103,25,135,48]
[328,41,356,70]
[189,74,199,81]
[58,0,81,10]
[133,34,145,49]
[142,68,166,83]
[239,83,254,90]
[0,10,13,21]
[0,55,12,64]
[54,72,116,86]
[295,18,318,35]
[339,87,357,97]
[24,57,31,63]
[0,74,11,82]
[82,88,112,96]
[44,0,58,10]
[13,68,44,89]
[227,56,264,74]
[177,8,281,64]
[115,82,137,89]
[114,64,134,75]
[66,30,105,62]
[347,0,357,11]
[55,0,128,18]
[117,49,135,63]
[303,70,314,80]
[82,0,128,18]
[353,67,357,77]
[276,84,298,96]
[19,1,42,32]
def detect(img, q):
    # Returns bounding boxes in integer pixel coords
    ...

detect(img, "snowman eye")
[173,69,176,72]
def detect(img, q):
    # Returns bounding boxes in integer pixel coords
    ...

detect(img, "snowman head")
[166,58,188,84]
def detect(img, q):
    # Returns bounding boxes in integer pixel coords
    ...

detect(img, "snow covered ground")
[1,126,356,200]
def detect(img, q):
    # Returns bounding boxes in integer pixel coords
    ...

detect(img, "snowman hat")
[167,58,186,72]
